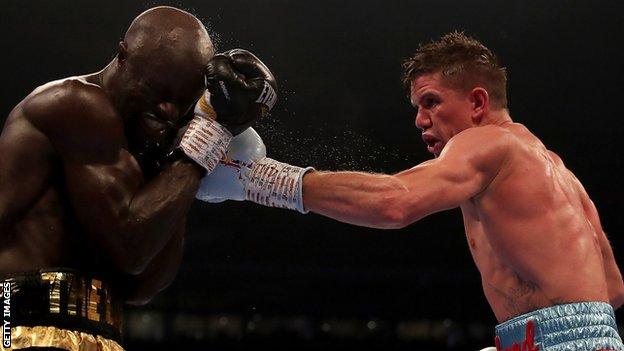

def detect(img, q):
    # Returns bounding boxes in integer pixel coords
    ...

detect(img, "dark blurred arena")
[1,1,623,350]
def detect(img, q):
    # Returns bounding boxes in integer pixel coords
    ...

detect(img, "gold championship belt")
[0,269,124,351]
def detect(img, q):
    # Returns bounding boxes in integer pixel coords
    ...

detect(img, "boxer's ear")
[117,41,128,63]
[470,87,489,125]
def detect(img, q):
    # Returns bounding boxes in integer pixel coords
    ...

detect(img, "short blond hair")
[402,31,508,109]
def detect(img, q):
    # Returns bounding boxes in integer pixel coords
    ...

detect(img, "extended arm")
[302,168,424,229]
[302,127,509,229]
[196,125,509,229]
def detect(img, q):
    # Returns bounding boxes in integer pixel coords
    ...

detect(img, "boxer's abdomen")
[0,184,105,275]
[464,124,610,322]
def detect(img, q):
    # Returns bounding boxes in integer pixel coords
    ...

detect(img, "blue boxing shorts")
[494,302,623,351]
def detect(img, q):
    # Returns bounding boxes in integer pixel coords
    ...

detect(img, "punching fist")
[196,127,266,202]
[196,128,313,213]
[205,49,277,135]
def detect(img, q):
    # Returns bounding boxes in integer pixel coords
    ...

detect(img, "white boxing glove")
[196,127,266,202]
[196,128,314,213]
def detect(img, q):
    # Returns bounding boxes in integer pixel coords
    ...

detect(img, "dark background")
[1,1,623,350]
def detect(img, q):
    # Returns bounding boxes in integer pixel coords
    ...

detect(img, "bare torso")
[0,77,101,273]
[0,76,189,303]
[460,123,608,322]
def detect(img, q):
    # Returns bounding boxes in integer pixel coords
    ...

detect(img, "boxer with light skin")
[0,6,276,351]
[198,32,624,351]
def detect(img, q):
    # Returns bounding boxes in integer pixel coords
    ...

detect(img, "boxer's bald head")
[103,6,214,169]
[123,6,214,69]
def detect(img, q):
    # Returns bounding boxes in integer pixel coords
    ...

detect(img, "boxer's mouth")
[422,133,439,152]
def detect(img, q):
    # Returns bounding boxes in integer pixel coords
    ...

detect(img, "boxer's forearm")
[122,160,200,272]
[122,220,185,305]
[65,156,201,275]
[598,231,624,308]
[303,171,410,229]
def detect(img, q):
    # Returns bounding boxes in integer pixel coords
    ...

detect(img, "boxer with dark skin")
[0,4,274,347]
[0,6,211,306]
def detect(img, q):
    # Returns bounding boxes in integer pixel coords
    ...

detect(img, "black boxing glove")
[176,49,277,175]
[205,49,277,135]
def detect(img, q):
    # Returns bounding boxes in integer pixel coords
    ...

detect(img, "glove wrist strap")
[255,81,277,110]
[245,158,314,214]
[180,117,233,174]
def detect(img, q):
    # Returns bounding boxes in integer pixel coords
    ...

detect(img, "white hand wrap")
[195,125,313,213]
[245,158,314,214]
[180,116,232,174]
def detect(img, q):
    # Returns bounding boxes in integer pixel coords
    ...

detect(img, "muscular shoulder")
[441,125,512,174]
[21,78,125,161]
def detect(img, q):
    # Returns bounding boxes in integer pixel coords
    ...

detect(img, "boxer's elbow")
[374,197,415,229]
[367,179,417,229]
[612,296,624,310]
[111,247,150,275]
[116,230,160,275]
[611,294,624,310]
[92,240,149,275]
[611,282,624,310]
[122,277,173,306]
[124,294,155,306]
[124,280,172,306]
[84,221,152,275]
[119,254,150,275]
[123,284,160,305]
[376,209,408,229]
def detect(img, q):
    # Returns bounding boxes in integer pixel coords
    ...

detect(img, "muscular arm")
[24,81,201,274]
[0,114,54,231]
[121,218,186,305]
[302,126,510,229]
[65,157,199,274]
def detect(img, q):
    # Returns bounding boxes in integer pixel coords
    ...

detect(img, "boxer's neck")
[88,59,127,120]
[97,59,117,95]
[479,108,513,127]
